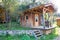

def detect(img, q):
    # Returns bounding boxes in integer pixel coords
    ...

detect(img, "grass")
[0,28,58,40]
[0,34,36,40]
[0,36,7,40]
[0,23,7,30]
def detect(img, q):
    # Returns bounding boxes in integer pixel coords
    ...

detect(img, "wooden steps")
[33,30,43,39]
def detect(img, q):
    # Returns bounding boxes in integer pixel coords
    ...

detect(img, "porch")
[32,26,56,29]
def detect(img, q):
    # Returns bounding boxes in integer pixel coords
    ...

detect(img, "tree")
[2,0,19,29]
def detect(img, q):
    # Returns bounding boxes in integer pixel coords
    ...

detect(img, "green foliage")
[0,24,7,30]
[0,36,7,40]
[22,34,30,40]
[1,34,35,40]
[2,0,19,20]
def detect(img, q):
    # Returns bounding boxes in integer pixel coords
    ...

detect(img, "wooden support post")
[43,8,46,28]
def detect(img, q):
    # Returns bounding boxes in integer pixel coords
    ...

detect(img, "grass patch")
[0,36,7,40]
[0,23,7,30]
[6,34,35,40]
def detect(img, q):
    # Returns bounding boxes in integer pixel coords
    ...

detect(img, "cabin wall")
[20,13,34,27]
[20,13,42,27]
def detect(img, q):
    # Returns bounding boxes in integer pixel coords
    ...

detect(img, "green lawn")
[0,36,7,40]
[0,34,35,40]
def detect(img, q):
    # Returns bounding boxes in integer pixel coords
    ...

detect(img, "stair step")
[34,31,39,33]
[33,30,43,38]
[37,34,42,37]
[34,31,39,32]
[35,32,40,35]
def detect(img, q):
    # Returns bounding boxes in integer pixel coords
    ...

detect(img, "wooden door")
[35,14,39,26]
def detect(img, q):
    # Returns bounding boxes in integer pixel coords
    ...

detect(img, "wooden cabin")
[56,18,60,26]
[0,6,6,23]
[20,4,55,28]
[55,13,60,26]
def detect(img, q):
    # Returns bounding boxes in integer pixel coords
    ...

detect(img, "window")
[26,16,28,20]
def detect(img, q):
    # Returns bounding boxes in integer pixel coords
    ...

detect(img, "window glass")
[26,16,28,20]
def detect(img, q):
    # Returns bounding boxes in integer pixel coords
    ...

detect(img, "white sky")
[49,0,60,13]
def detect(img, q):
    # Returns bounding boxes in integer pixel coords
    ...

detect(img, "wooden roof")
[23,3,55,14]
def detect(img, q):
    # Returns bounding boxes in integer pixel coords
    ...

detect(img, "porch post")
[43,8,46,29]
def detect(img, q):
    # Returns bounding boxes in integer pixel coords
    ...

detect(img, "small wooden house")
[55,13,60,26]
[56,18,60,26]
[0,6,6,23]
[20,3,55,28]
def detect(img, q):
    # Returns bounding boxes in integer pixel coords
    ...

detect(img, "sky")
[49,0,60,13]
